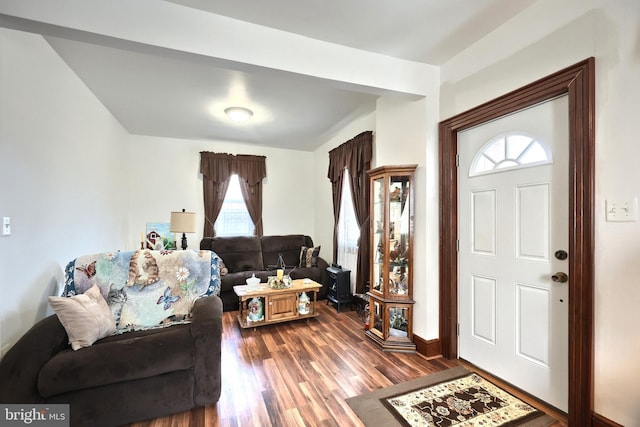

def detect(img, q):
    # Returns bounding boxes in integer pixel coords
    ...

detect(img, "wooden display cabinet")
[366,164,417,352]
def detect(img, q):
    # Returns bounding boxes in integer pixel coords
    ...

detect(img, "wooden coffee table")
[233,278,321,329]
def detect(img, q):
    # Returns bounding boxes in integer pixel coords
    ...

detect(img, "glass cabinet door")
[388,305,411,339]
[369,299,384,338]
[388,176,410,297]
[372,177,384,294]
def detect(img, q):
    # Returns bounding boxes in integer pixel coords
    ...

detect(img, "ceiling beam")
[0,0,437,97]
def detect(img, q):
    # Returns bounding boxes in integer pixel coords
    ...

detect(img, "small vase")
[298,291,310,315]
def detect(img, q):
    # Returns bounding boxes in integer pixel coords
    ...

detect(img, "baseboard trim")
[414,335,441,359]
[593,413,624,427]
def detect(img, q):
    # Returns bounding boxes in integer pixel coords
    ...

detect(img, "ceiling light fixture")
[224,106,253,122]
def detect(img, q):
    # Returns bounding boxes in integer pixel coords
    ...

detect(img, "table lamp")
[170,209,196,250]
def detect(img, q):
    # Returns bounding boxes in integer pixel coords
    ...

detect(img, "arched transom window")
[470,133,552,176]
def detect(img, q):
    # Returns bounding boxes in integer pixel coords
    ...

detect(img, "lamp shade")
[170,211,197,233]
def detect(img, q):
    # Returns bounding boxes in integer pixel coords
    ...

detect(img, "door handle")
[551,272,568,283]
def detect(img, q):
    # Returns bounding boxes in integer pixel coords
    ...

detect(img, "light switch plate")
[606,198,638,222]
[1,217,10,236]
[0,216,11,236]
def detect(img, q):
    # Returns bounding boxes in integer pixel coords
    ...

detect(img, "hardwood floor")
[129,302,566,427]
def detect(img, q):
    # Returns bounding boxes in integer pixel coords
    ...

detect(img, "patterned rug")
[382,372,542,426]
[346,366,556,427]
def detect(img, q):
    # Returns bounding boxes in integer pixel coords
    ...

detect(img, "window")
[214,174,254,237]
[470,133,551,176]
[337,170,360,293]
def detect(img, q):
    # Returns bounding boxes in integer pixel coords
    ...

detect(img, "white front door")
[458,96,569,412]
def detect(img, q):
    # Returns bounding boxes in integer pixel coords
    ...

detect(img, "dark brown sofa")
[0,295,223,427]
[200,234,329,311]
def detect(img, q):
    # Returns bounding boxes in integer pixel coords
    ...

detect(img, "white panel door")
[458,96,569,412]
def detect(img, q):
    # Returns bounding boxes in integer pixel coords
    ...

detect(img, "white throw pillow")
[48,284,116,350]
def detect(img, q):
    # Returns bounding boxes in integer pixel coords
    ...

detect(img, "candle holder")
[268,275,292,289]
[268,253,295,289]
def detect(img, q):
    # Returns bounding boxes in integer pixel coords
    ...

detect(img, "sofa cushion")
[203,236,263,273]
[38,324,193,398]
[261,235,309,269]
[48,284,116,350]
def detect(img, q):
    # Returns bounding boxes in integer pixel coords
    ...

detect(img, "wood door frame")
[439,58,594,425]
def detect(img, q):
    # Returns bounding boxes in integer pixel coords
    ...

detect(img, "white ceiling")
[0,0,537,151]
[168,0,536,64]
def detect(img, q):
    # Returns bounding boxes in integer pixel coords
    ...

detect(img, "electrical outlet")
[606,198,638,222]
[1,217,10,236]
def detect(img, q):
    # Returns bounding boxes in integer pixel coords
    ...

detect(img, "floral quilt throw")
[62,249,221,333]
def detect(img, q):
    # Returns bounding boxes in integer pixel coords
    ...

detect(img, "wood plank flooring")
[129,301,566,427]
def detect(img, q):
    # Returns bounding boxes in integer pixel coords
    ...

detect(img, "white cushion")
[48,284,116,350]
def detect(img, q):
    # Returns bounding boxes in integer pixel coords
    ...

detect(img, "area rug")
[346,366,556,427]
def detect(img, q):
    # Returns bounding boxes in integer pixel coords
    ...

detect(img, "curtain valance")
[327,131,373,183]
[200,152,266,185]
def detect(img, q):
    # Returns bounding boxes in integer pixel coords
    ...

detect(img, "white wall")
[126,135,315,249]
[440,0,640,424]
[0,28,129,355]
[374,95,440,339]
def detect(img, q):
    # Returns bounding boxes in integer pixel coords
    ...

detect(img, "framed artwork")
[145,222,176,250]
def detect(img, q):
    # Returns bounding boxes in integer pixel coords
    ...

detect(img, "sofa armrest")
[0,315,70,403]
[190,295,223,406]
[315,256,331,299]
[316,256,330,272]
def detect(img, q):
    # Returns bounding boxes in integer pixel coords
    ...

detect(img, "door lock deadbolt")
[554,250,568,260]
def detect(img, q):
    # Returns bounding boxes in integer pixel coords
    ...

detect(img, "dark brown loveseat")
[0,295,222,427]
[200,234,329,311]
[0,247,224,427]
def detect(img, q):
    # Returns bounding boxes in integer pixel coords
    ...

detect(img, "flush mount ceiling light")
[224,106,253,122]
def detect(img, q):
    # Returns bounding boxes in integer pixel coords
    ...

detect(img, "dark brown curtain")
[200,152,267,237]
[235,154,266,237]
[200,153,233,237]
[327,131,373,293]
